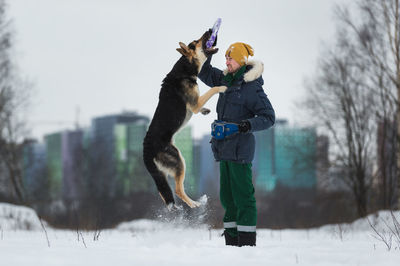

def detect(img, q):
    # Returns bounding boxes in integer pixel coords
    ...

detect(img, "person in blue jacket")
[199,42,275,246]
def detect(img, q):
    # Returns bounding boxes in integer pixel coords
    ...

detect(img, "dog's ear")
[177,42,190,57]
[176,48,186,56]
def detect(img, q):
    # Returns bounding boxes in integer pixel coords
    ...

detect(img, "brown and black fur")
[143,30,226,209]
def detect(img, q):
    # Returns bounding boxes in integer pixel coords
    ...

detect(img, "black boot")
[238,232,256,247]
[223,230,238,246]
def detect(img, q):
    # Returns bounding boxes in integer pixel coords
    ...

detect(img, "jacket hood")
[223,60,264,83]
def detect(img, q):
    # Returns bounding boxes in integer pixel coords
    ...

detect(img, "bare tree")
[303,16,376,217]
[303,0,400,215]
[335,0,400,209]
[0,0,31,203]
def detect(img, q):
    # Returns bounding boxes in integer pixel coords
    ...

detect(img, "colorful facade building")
[196,135,219,197]
[61,130,84,201]
[253,120,318,192]
[91,112,149,198]
[114,120,153,196]
[43,130,85,200]
[44,132,63,199]
[23,112,325,204]
[22,139,46,200]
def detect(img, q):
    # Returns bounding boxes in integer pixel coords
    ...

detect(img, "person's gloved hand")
[238,120,251,133]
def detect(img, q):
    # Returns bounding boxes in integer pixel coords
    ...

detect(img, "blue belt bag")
[211,120,239,140]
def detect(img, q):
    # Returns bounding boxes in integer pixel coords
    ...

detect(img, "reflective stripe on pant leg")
[224,221,238,238]
[237,225,256,232]
[223,221,237,229]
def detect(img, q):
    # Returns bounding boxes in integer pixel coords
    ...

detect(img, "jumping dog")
[143,30,226,209]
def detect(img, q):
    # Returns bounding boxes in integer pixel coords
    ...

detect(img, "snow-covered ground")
[0,203,399,266]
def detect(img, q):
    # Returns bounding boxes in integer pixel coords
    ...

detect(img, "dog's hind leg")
[156,143,200,208]
[153,171,175,206]
[173,146,201,208]
[143,147,175,207]
[175,171,201,208]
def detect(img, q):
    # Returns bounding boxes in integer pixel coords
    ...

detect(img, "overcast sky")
[8,0,349,139]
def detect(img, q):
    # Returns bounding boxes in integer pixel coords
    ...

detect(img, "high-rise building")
[23,112,151,201]
[253,120,317,192]
[254,126,275,191]
[114,120,153,196]
[114,123,129,196]
[91,112,149,198]
[193,139,202,194]
[196,135,219,197]
[43,129,85,200]
[44,132,63,199]
[126,121,153,193]
[275,126,317,188]
[62,130,84,201]
[22,139,46,200]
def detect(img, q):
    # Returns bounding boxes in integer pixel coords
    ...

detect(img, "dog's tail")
[143,135,175,207]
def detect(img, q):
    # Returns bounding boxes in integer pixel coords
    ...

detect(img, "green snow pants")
[220,160,257,237]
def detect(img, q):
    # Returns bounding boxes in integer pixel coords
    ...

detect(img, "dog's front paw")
[200,108,210,115]
[215,86,227,93]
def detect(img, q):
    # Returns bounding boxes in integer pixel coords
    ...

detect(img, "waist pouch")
[211,120,239,140]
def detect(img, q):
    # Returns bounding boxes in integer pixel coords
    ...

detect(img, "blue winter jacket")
[198,56,275,163]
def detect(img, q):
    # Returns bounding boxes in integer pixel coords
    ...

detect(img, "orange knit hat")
[225,42,254,66]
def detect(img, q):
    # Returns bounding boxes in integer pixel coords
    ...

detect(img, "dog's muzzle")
[202,31,218,56]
